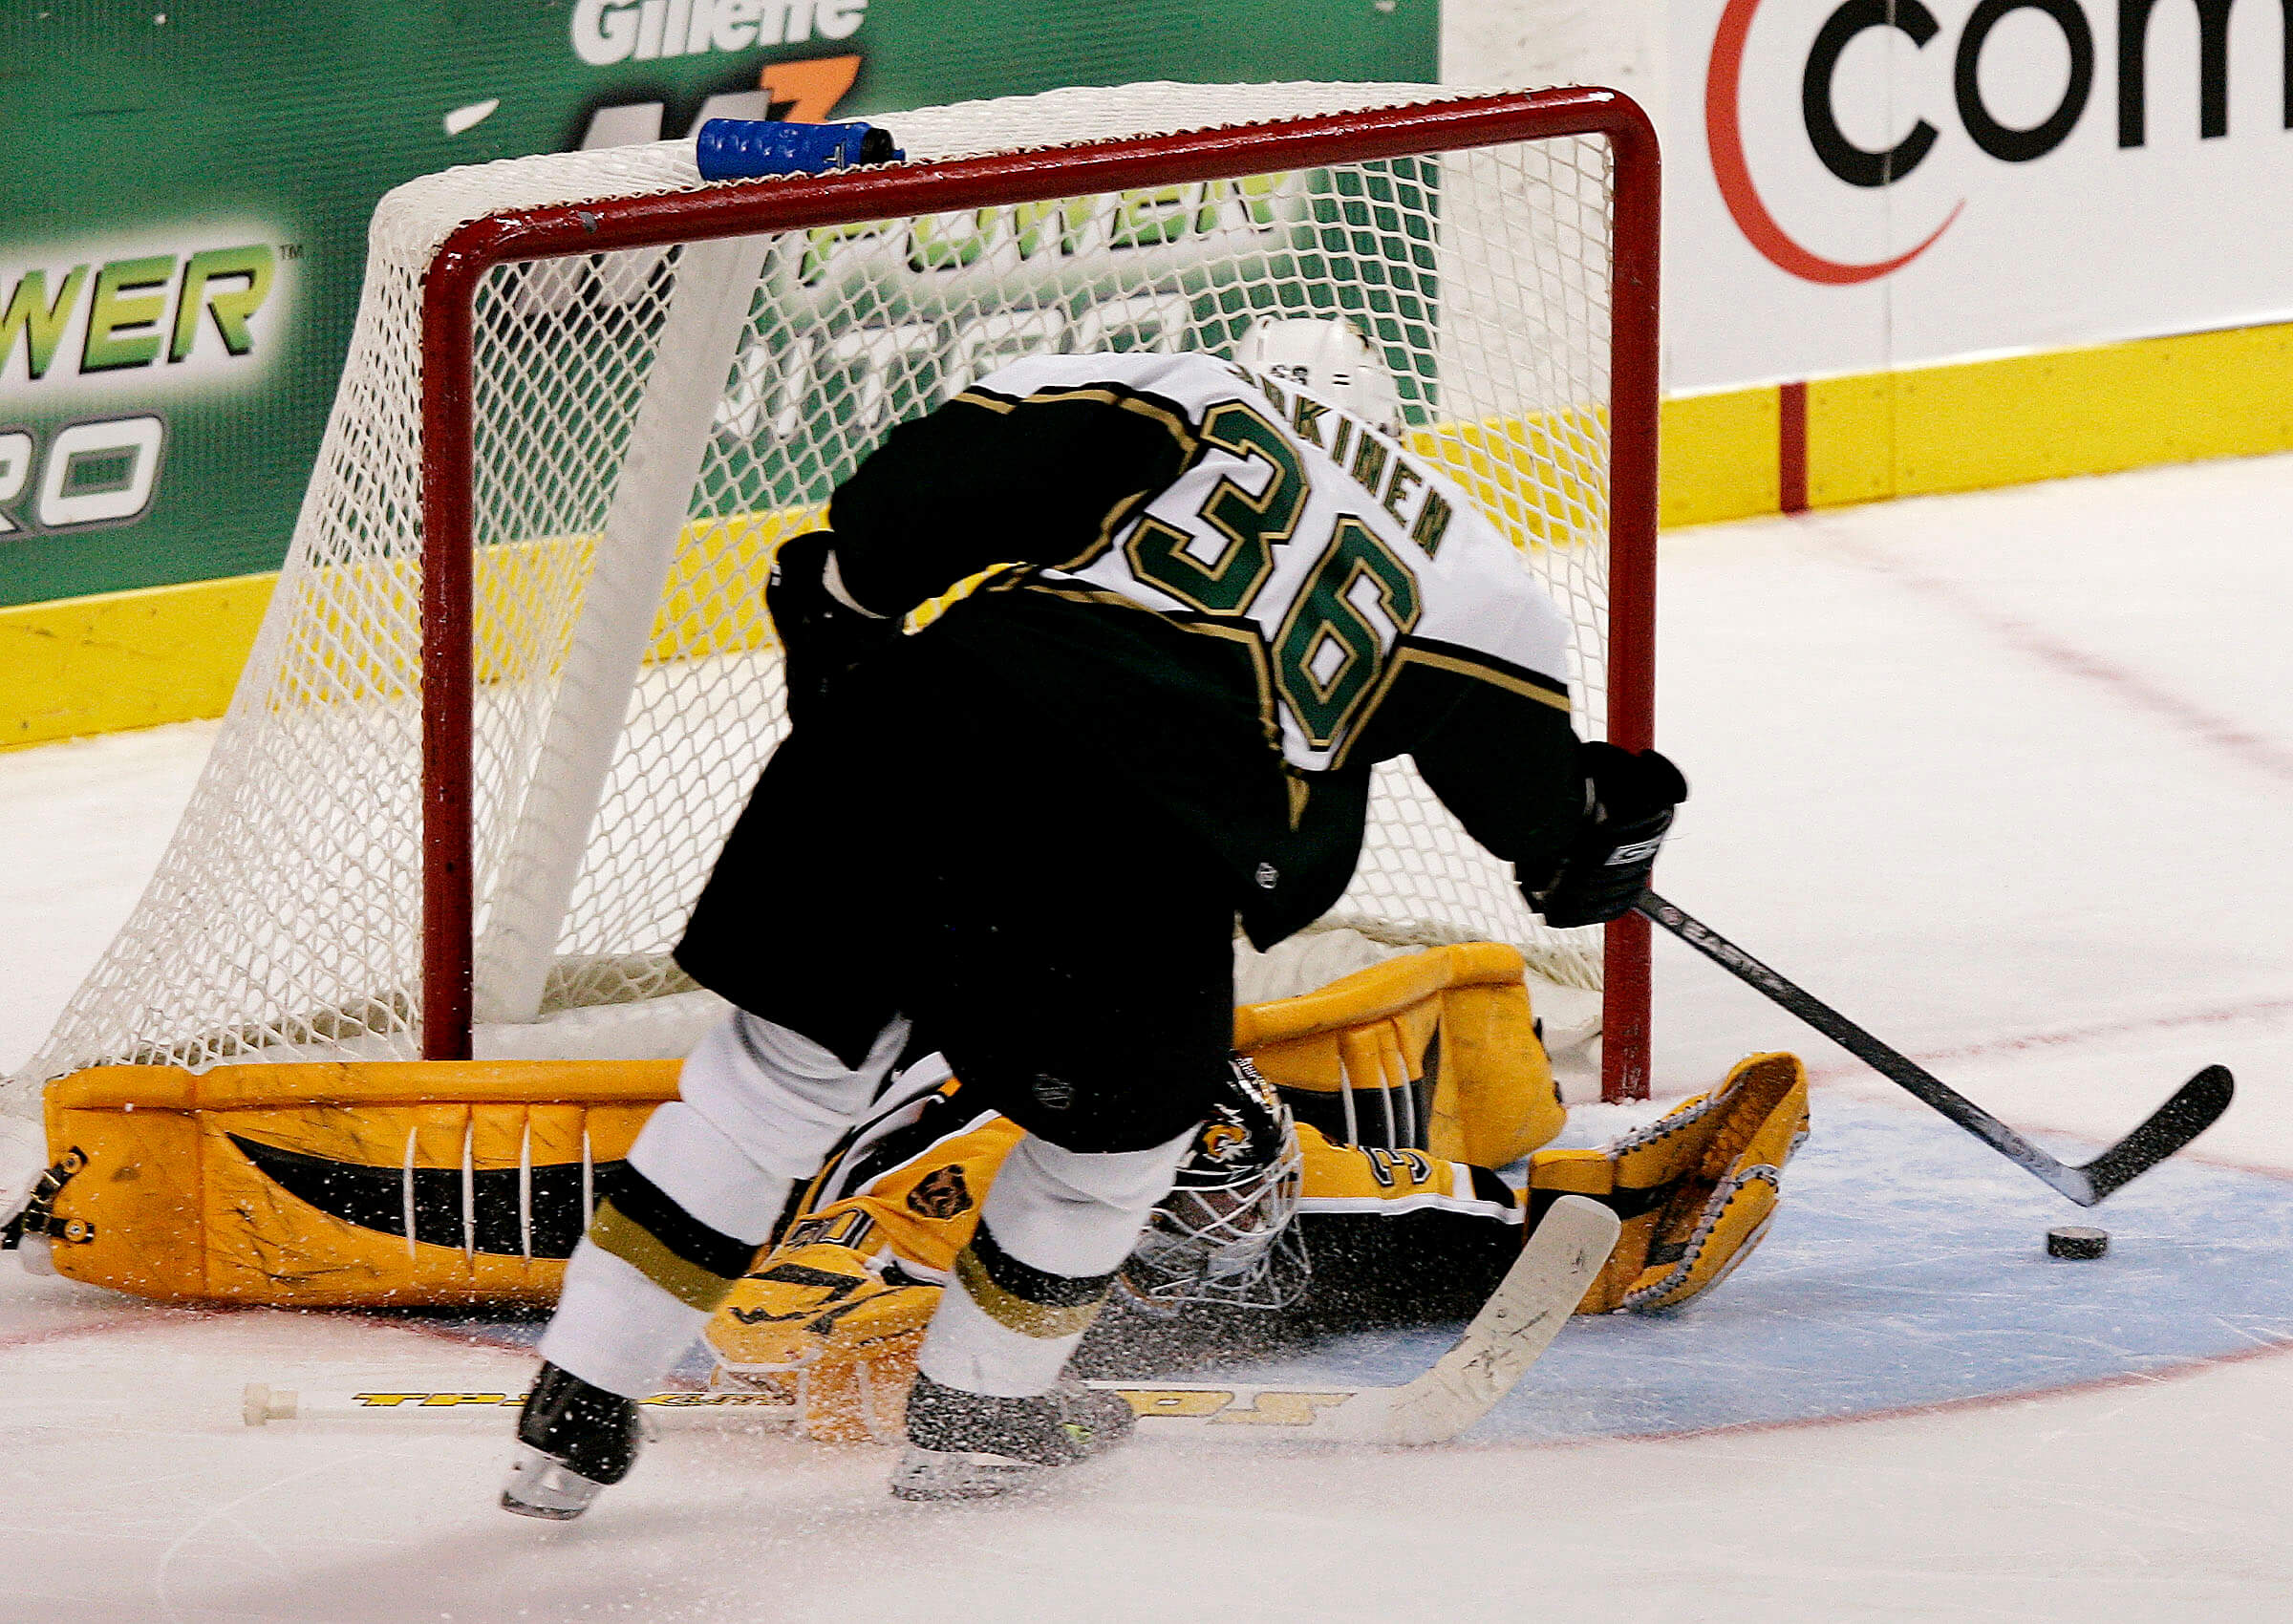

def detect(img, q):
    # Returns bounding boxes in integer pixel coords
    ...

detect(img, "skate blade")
[501,1442,610,1520]
[888,1444,1048,1503]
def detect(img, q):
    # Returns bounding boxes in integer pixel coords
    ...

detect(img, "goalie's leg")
[891,1128,1189,1501]
[504,1009,909,1519]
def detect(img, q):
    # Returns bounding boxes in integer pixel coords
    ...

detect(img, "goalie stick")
[244,1196,1620,1446]
[1099,1193,1618,1444]
[1639,891,2234,1207]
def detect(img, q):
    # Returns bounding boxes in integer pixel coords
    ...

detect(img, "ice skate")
[501,1361,642,1521]
[889,1371,1137,1501]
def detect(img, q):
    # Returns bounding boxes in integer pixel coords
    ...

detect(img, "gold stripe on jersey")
[1055,485,1154,573]
[1023,579,1162,615]
[953,383,1199,459]
[903,561,1029,635]
[1388,642,1572,714]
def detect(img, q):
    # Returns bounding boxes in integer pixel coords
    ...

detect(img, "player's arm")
[1368,651,1685,930]
[766,388,1191,722]
[815,387,1191,615]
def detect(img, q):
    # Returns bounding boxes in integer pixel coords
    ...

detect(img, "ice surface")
[3,455,2290,1620]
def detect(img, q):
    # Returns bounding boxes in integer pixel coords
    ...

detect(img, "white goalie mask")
[1123,1057,1308,1313]
[1232,316,1403,437]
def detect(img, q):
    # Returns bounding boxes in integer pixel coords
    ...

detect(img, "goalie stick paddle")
[1639,892,2235,1207]
[242,1197,1620,1446]
[1093,1193,1618,1445]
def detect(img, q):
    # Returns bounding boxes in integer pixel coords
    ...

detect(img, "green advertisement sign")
[0,0,1434,609]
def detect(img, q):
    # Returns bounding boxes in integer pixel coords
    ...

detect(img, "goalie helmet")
[1232,316,1403,437]
[1123,1057,1308,1312]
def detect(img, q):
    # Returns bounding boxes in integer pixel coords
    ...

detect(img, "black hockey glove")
[766,531,900,728]
[1524,742,1687,929]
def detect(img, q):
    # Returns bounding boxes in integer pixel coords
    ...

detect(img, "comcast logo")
[1707,0,2284,285]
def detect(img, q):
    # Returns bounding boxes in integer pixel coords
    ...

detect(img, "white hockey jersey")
[816,348,1587,942]
[967,352,1573,775]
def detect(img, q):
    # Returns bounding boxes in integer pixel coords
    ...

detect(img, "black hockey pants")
[675,630,1237,1155]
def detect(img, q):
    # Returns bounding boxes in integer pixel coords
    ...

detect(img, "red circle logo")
[1706,0,1964,285]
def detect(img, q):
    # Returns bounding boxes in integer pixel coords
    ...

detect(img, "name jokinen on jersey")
[821,350,1584,945]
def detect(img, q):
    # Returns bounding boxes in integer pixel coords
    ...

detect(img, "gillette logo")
[571,0,869,65]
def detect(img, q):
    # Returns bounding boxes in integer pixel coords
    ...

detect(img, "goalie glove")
[1524,742,1687,929]
[767,531,900,729]
[1531,1051,1809,1314]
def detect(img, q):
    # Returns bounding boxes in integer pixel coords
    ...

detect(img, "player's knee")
[676,1010,910,1180]
[975,1127,1193,1279]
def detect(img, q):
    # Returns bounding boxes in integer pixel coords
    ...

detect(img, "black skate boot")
[501,1361,642,1520]
[889,1370,1138,1502]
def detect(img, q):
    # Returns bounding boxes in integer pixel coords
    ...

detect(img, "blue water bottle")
[696,119,904,182]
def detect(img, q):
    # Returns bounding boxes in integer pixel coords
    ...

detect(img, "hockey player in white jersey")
[503,319,1687,1514]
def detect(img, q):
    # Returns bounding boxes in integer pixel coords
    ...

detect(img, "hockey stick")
[1639,891,2234,1207]
[243,1197,1620,1447]
[1094,1193,1618,1444]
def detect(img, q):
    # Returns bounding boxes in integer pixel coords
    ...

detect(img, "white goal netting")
[13,81,1625,1110]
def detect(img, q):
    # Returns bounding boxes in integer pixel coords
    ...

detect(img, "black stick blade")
[2069,1064,2236,1207]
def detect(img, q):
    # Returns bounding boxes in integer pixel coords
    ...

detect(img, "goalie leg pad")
[1531,1052,1810,1314]
[707,1242,943,1443]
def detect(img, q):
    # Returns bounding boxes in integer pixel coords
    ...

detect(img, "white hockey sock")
[539,1240,712,1400]
[538,1031,861,1401]
[916,1128,1190,1400]
[626,1100,791,1243]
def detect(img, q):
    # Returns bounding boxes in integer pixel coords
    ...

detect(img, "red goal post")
[416,87,1661,1100]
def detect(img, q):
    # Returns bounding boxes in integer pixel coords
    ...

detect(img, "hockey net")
[12,81,1658,1114]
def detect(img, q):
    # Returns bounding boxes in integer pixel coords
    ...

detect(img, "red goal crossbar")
[416,87,1662,1100]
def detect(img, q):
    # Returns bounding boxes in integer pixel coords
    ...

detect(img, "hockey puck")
[2046,1226,2109,1260]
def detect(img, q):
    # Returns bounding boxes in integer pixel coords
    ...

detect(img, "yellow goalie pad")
[708,1243,942,1444]
[25,1061,675,1307]
[709,945,1569,1440]
[19,942,1566,1311]
[1236,941,1563,1168]
[1531,1052,1810,1314]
